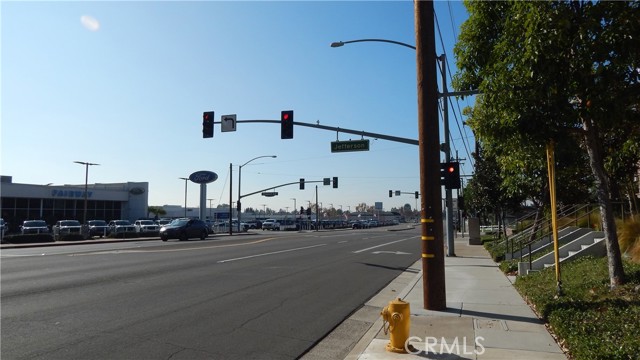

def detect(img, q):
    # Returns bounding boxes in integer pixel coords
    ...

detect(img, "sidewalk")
[345,235,567,360]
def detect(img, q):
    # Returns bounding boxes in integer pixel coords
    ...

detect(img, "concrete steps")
[508,226,589,261]
[520,229,605,274]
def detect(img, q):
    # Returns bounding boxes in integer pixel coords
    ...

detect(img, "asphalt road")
[1,227,421,360]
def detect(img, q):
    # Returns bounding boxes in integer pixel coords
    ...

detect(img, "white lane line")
[352,236,416,254]
[217,243,327,263]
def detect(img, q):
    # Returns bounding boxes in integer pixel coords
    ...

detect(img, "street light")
[73,161,99,225]
[179,177,189,218]
[238,155,277,232]
[331,39,416,50]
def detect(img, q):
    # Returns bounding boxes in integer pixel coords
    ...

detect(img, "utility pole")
[415,0,446,310]
[229,163,233,235]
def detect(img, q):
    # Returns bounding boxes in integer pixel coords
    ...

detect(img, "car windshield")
[61,221,81,226]
[114,220,131,225]
[25,221,46,227]
[170,219,189,226]
[89,221,107,226]
[140,220,154,225]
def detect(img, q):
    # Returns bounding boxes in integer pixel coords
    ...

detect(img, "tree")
[454,0,640,287]
[147,206,166,219]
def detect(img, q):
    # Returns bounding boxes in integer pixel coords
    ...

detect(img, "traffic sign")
[221,114,237,132]
[330,139,370,153]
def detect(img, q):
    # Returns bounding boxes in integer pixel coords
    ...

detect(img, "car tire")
[161,235,168,241]
[200,231,207,240]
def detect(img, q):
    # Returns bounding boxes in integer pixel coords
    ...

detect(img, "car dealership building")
[0,175,149,232]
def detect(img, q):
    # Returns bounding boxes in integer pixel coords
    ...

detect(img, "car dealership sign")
[189,171,218,184]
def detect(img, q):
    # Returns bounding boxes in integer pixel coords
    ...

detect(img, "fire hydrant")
[381,298,411,353]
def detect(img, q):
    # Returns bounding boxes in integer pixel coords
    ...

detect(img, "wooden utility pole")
[415,0,446,310]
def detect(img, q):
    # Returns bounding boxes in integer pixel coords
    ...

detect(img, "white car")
[108,220,136,234]
[53,220,82,239]
[261,219,280,231]
[20,220,50,234]
[134,220,159,233]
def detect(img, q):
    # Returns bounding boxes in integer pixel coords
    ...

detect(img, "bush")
[1,234,55,244]
[499,259,518,274]
[577,212,601,231]
[483,238,506,262]
[515,256,640,360]
[56,233,86,241]
[617,217,640,263]
[107,232,140,239]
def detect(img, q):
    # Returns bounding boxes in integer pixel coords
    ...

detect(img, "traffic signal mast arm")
[239,179,329,200]
[222,119,419,146]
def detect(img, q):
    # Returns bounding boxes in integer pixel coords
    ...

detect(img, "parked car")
[261,219,280,231]
[134,219,159,233]
[108,220,136,234]
[1,218,7,238]
[53,220,82,239]
[212,220,249,232]
[87,220,109,237]
[159,218,209,241]
[351,221,369,229]
[156,218,172,226]
[20,220,49,234]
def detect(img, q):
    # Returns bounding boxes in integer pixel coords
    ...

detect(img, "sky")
[1,0,475,214]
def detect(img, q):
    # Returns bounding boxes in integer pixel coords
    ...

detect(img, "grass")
[514,256,640,360]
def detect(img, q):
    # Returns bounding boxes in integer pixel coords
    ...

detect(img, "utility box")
[468,217,481,245]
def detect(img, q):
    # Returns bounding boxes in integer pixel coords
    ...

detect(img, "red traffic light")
[281,110,293,139]
[447,166,455,173]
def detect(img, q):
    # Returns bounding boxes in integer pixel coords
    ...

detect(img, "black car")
[159,218,209,241]
[87,220,109,237]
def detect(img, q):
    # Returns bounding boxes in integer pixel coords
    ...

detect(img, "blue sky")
[2,1,474,214]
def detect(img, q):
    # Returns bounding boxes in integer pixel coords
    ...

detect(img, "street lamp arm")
[241,155,277,168]
[331,39,416,50]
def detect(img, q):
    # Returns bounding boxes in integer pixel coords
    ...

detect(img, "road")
[1,227,421,360]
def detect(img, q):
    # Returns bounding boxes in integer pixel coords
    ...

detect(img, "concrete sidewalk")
[345,236,567,360]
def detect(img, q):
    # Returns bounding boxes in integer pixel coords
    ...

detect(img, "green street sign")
[331,140,370,153]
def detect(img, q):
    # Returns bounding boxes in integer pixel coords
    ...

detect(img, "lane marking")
[217,243,327,263]
[71,237,278,255]
[352,236,416,254]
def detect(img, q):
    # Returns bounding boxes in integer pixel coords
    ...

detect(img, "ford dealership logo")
[189,171,218,184]
[129,187,145,195]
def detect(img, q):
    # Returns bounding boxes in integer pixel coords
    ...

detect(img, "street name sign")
[330,139,370,153]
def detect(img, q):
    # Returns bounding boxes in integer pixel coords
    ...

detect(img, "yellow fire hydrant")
[381,298,411,353]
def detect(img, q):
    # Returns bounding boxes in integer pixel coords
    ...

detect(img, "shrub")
[1,234,55,244]
[577,212,601,231]
[617,217,640,263]
[56,234,86,241]
[515,257,640,360]
[483,238,506,262]
[107,232,139,239]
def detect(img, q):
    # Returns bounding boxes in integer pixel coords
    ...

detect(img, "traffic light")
[389,190,393,198]
[332,177,338,188]
[281,110,293,139]
[415,191,419,199]
[202,111,214,138]
[458,196,464,209]
[299,178,305,190]
[440,161,461,190]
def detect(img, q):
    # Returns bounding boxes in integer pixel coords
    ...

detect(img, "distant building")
[0,175,148,231]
